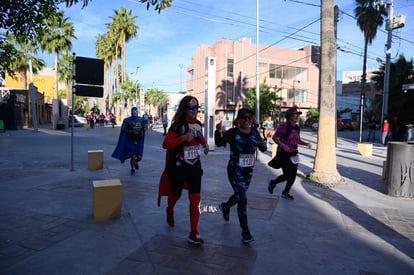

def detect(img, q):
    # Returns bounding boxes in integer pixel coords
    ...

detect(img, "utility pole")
[381,0,393,125]
[255,0,260,120]
[375,0,405,129]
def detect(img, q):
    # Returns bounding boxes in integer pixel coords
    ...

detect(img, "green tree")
[372,55,414,125]
[145,88,168,115]
[306,108,319,124]
[0,0,89,78]
[58,51,74,105]
[354,0,387,135]
[245,81,282,122]
[107,7,138,84]
[96,33,116,113]
[140,0,173,12]
[310,0,341,185]
[39,10,76,99]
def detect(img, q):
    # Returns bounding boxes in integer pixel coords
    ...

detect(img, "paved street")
[0,124,413,275]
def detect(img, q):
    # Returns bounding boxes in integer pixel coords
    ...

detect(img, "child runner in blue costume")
[215,108,267,243]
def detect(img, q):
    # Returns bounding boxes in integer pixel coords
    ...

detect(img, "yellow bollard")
[93,179,122,222]
[88,150,104,170]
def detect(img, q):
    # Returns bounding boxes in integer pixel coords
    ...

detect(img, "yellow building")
[5,74,55,102]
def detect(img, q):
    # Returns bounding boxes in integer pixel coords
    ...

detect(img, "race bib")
[290,155,300,164]
[239,154,255,167]
[183,145,200,160]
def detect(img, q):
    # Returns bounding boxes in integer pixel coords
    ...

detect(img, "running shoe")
[188,230,204,245]
[241,230,255,244]
[219,203,230,221]
[130,169,135,175]
[282,190,294,200]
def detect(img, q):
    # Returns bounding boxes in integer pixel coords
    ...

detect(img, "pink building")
[187,38,320,120]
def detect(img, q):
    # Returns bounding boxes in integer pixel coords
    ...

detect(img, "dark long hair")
[169,95,200,132]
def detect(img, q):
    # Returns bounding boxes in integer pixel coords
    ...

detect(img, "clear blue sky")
[39,0,414,92]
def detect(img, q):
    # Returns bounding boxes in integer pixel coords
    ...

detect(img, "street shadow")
[336,163,384,193]
[302,179,414,261]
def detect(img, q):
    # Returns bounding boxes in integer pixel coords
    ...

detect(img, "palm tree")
[107,7,138,84]
[58,51,74,105]
[6,35,45,89]
[39,10,76,99]
[145,87,168,115]
[354,0,387,140]
[310,0,341,185]
[96,33,116,114]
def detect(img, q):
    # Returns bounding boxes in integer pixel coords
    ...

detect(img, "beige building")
[187,37,321,120]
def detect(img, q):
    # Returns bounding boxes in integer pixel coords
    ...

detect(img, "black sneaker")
[219,203,230,221]
[282,190,294,200]
[268,180,275,194]
[241,230,255,244]
[188,230,204,245]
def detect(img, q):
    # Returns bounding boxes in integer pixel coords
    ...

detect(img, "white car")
[69,115,87,127]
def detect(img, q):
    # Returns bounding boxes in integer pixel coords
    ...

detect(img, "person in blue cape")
[112,107,147,175]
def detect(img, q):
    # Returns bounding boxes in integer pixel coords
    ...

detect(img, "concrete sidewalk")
[0,124,413,275]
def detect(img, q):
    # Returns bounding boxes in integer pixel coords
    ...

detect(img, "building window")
[189,69,194,79]
[227,59,234,77]
[226,82,234,103]
[269,64,276,78]
[276,65,283,79]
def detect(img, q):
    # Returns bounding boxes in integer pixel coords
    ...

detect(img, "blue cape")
[112,117,146,163]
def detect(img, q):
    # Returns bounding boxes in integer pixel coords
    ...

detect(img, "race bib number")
[184,145,200,160]
[239,154,255,167]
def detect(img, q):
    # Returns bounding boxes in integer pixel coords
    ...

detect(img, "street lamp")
[133,67,139,106]
[293,80,300,107]
[179,64,183,93]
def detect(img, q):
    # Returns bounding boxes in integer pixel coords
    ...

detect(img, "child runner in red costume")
[158,96,209,245]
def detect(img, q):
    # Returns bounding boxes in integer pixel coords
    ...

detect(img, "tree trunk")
[311,0,341,185]
[19,65,28,89]
[54,51,59,99]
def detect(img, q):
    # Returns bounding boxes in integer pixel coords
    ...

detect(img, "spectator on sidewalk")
[157,96,209,245]
[262,115,274,147]
[215,108,267,244]
[267,107,312,200]
[162,113,168,136]
[381,117,390,145]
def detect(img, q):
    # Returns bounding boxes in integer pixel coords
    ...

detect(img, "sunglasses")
[240,116,252,120]
[187,105,199,111]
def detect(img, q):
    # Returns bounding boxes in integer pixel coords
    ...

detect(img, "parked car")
[68,115,87,127]
[337,119,354,131]
[311,122,319,131]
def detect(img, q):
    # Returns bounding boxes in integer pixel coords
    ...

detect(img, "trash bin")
[384,142,414,198]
